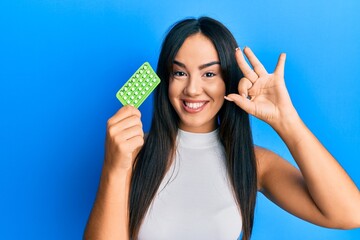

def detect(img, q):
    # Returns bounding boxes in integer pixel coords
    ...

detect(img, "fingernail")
[224,96,234,102]
[235,47,240,51]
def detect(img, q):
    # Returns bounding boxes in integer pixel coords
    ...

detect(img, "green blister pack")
[116,62,161,108]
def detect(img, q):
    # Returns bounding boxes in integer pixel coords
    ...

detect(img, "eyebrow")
[173,60,221,70]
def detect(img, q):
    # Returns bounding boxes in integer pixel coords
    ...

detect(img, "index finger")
[107,105,141,127]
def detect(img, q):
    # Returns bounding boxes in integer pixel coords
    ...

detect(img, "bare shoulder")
[254,145,280,167]
[254,146,274,191]
[254,146,299,192]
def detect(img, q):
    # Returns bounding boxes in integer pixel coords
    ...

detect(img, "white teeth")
[184,101,205,109]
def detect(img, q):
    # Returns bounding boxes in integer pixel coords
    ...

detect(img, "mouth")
[182,100,208,113]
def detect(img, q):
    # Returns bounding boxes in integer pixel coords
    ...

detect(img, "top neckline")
[177,129,220,149]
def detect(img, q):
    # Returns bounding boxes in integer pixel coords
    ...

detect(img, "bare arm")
[84,167,132,239]
[263,113,360,229]
[84,106,144,239]
[226,47,360,229]
[256,125,360,229]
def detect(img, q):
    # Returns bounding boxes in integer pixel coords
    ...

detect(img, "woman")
[84,17,360,240]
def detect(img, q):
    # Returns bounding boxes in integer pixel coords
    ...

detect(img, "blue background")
[1,0,359,239]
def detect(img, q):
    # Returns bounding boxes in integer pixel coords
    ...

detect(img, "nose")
[183,76,202,96]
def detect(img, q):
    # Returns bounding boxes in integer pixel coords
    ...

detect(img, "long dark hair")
[129,17,257,240]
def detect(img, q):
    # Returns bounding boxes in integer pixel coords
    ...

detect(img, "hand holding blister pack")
[116,62,161,108]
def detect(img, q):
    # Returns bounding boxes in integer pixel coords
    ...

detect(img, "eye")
[173,71,187,77]
[204,72,216,78]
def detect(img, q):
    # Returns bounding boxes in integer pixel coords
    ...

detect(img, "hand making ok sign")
[225,47,298,129]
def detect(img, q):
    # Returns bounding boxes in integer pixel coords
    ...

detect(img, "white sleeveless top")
[138,129,242,240]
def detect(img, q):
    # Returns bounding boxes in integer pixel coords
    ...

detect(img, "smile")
[182,100,208,113]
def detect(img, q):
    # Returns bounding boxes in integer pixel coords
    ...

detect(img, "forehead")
[174,33,220,65]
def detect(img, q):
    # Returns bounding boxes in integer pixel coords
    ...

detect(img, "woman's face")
[168,33,226,133]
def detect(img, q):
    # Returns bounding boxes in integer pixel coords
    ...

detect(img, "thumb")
[224,94,255,115]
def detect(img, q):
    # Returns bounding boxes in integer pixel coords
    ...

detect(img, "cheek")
[208,80,226,99]
[213,81,226,108]
[168,80,180,106]
[168,80,176,98]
